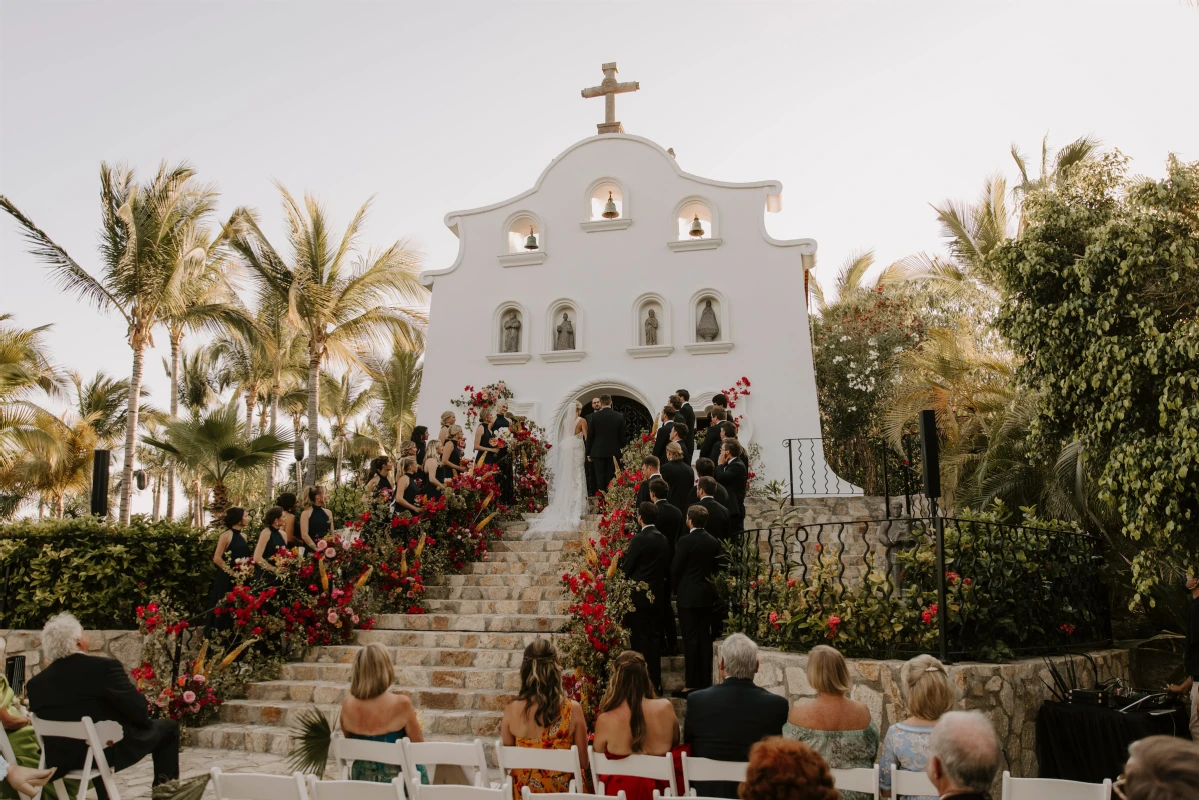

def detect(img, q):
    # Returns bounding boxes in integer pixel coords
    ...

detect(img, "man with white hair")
[926,710,1002,799]
[683,633,789,798]
[26,613,179,799]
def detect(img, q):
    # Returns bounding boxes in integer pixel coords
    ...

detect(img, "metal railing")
[724,514,1111,662]
[783,436,923,516]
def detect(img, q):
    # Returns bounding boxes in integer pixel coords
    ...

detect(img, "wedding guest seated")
[879,655,955,800]
[27,613,179,799]
[698,407,727,463]
[696,477,731,543]
[299,486,333,546]
[593,651,680,800]
[1119,735,1199,800]
[741,738,838,800]
[684,634,788,798]
[661,443,694,514]
[339,643,424,783]
[1,667,54,799]
[394,457,423,514]
[925,712,1001,800]
[686,458,732,511]
[501,639,590,799]
[0,754,53,799]
[637,455,662,505]
[784,646,878,800]
[437,410,456,447]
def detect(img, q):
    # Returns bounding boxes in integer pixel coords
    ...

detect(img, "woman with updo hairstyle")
[362,455,395,505]
[593,651,679,800]
[501,639,590,798]
[300,486,332,547]
[252,506,289,587]
[438,424,467,482]
[878,654,955,800]
[394,456,422,514]
[437,411,456,447]
[206,506,252,631]
[740,738,837,800]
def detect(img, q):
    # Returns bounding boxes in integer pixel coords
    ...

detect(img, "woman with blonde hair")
[437,411,456,447]
[878,654,955,799]
[474,407,501,467]
[394,456,422,514]
[438,424,467,483]
[593,651,679,800]
[501,639,590,798]
[783,646,877,800]
[339,643,424,783]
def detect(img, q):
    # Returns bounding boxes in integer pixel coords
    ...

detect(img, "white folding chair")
[830,765,880,799]
[210,767,309,800]
[421,784,512,800]
[29,714,123,800]
[590,747,677,796]
[305,775,406,800]
[890,764,938,798]
[525,789,623,800]
[330,731,407,784]
[679,754,747,796]
[495,741,585,795]
[654,791,718,800]
[403,737,490,792]
[1001,770,1112,800]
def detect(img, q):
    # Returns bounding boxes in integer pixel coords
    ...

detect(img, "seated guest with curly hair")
[740,737,838,800]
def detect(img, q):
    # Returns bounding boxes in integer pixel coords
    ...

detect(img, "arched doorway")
[579,393,654,444]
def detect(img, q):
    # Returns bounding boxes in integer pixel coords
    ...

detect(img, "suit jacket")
[622,525,671,611]
[661,460,695,515]
[698,496,731,543]
[698,427,723,464]
[672,411,694,463]
[27,652,154,774]
[683,678,790,797]
[686,482,731,514]
[679,402,696,440]
[637,472,663,506]
[653,499,684,557]
[672,527,722,609]
[588,407,626,459]
[715,459,748,520]
[652,421,674,462]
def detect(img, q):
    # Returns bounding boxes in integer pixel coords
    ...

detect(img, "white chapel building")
[416,64,838,487]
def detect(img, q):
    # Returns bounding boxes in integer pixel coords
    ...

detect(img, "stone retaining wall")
[742,495,887,530]
[1,629,144,682]
[715,641,1130,779]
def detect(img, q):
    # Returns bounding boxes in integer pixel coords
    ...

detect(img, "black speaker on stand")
[91,449,111,517]
[918,409,949,663]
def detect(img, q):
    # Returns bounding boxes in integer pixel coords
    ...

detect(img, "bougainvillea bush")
[451,381,514,428]
[509,419,552,514]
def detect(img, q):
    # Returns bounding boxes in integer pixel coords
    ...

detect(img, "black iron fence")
[724,514,1111,662]
[783,436,923,516]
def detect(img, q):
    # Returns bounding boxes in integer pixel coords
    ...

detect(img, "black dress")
[307,507,331,543]
[373,474,394,499]
[437,444,462,483]
[207,528,251,631]
[476,422,499,466]
[258,525,288,588]
[401,473,420,509]
[493,415,515,503]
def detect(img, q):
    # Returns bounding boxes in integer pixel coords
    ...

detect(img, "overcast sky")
[2,1,1197,512]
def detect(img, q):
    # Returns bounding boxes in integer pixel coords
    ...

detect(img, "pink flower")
[325,545,338,558]
[192,674,206,684]
[182,690,197,704]
[327,609,339,623]
[316,539,328,552]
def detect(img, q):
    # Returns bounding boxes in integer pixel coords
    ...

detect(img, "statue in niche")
[501,312,522,353]
[644,309,659,346]
[555,312,575,350]
[697,299,721,341]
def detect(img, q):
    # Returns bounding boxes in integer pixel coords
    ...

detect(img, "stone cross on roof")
[581,62,639,135]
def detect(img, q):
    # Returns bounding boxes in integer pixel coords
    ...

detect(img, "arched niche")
[669,196,722,252]
[627,292,673,358]
[542,298,585,362]
[487,301,531,365]
[581,177,633,232]
[687,288,734,354]
[499,210,547,267]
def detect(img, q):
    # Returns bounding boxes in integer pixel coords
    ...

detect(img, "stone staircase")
[190,515,685,761]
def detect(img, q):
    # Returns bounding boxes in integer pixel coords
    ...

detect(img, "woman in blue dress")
[878,655,955,800]
[339,643,426,785]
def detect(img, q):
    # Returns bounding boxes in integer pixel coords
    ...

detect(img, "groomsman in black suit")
[622,501,671,692]
[715,440,749,533]
[676,389,696,446]
[653,404,678,462]
[696,393,729,432]
[637,455,662,505]
[698,407,727,463]
[673,504,722,693]
[585,397,602,494]
[696,476,731,543]
[587,394,625,494]
[650,479,684,656]
[687,458,733,511]
[661,442,695,514]
[670,422,692,466]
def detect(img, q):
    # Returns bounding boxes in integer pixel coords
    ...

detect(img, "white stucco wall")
[417,133,836,487]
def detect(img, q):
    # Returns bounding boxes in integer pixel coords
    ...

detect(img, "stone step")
[190,723,504,759]
[485,550,571,564]
[464,561,566,575]
[428,573,562,588]
[371,613,569,633]
[422,599,573,616]
[351,630,554,650]
[424,584,567,602]
[278,664,523,691]
[223,690,514,725]
[490,539,584,553]
[307,644,527,669]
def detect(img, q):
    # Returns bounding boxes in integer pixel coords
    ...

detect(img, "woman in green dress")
[782,646,879,800]
[1,674,56,800]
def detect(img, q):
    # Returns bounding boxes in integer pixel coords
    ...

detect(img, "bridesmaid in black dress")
[207,506,251,632]
[437,425,467,483]
[252,506,289,588]
[473,408,500,467]
[394,457,422,514]
[362,456,395,505]
[300,486,333,546]
[492,402,515,504]
[412,426,430,467]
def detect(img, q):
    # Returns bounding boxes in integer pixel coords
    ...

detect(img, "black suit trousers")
[679,606,715,690]
[593,456,617,495]
[657,581,678,655]
[627,603,663,691]
[92,719,180,799]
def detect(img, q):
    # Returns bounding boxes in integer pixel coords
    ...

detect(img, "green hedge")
[0,517,216,629]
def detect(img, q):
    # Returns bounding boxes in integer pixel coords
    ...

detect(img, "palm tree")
[211,330,275,438]
[2,162,218,523]
[319,369,372,485]
[0,315,64,490]
[143,401,292,525]
[364,342,423,458]
[171,346,221,416]
[226,189,428,487]
[256,295,308,498]
[6,408,99,518]
[278,380,309,490]
[69,370,140,445]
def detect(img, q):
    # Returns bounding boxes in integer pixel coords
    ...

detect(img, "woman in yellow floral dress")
[500,640,591,799]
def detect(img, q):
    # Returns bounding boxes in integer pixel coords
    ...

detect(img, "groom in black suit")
[587,394,625,494]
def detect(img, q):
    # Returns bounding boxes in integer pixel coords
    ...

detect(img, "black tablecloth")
[1036,700,1192,782]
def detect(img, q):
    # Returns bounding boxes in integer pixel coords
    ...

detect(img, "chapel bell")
[602,191,619,219]
[689,214,704,237]
[524,226,539,250]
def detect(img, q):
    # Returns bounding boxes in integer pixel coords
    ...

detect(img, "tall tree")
[227,188,427,487]
[257,295,307,499]
[319,369,372,485]
[171,346,220,416]
[211,330,274,438]
[365,342,423,459]
[2,162,218,523]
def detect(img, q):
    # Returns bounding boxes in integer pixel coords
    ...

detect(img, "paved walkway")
[113,748,321,799]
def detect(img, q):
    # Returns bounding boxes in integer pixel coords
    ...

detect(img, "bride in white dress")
[524,401,588,538]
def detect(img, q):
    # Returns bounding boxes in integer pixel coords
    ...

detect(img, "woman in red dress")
[594,651,682,800]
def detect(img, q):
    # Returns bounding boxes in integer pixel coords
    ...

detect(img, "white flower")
[848,406,857,412]
[840,335,851,342]
[867,337,877,346]
[893,346,905,354]
[833,356,844,363]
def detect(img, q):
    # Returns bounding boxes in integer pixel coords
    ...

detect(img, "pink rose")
[182,690,197,704]
[325,545,338,558]
[316,539,328,552]
[192,674,206,684]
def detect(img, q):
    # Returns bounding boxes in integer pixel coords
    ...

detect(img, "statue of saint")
[697,299,720,341]
[644,309,659,346]
[555,312,575,350]
[501,312,521,353]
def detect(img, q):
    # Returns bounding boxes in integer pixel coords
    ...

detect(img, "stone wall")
[715,641,1130,779]
[1,629,144,682]
[742,495,888,531]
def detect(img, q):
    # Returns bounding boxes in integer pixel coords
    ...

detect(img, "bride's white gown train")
[524,425,587,538]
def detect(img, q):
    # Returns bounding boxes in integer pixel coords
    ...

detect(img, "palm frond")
[151,774,211,800]
[287,704,334,775]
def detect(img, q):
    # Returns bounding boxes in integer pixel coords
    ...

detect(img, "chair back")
[830,765,880,798]
[0,724,32,800]
[495,741,584,794]
[403,737,490,788]
[889,764,938,797]
[30,714,124,800]
[1001,770,1112,800]
[590,747,677,796]
[330,731,407,782]
[653,791,720,800]
[210,767,309,800]
[420,785,512,800]
[304,775,406,800]
[679,755,747,795]
[524,790,623,800]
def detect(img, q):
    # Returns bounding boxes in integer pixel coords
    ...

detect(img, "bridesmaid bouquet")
[491,427,514,448]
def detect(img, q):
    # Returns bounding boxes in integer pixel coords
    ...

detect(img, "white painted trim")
[685,342,735,355]
[668,238,722,253]
[500,209,545,255]
[491,301,530,356]
[486,353,532,365]
[630,291,671,349]
[544,298,584,354]
[540,350,586,363]
[627,345,674,359]
[688,288,732,347]
[671,195,719,242]
[499,251,548,268]
[581,218,633,233]
[583,176,631,222]
[546,374,658,449]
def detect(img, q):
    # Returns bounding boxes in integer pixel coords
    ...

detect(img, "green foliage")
[287,705,335,775]
[0,516,214,628]
[989,153,1199,605]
